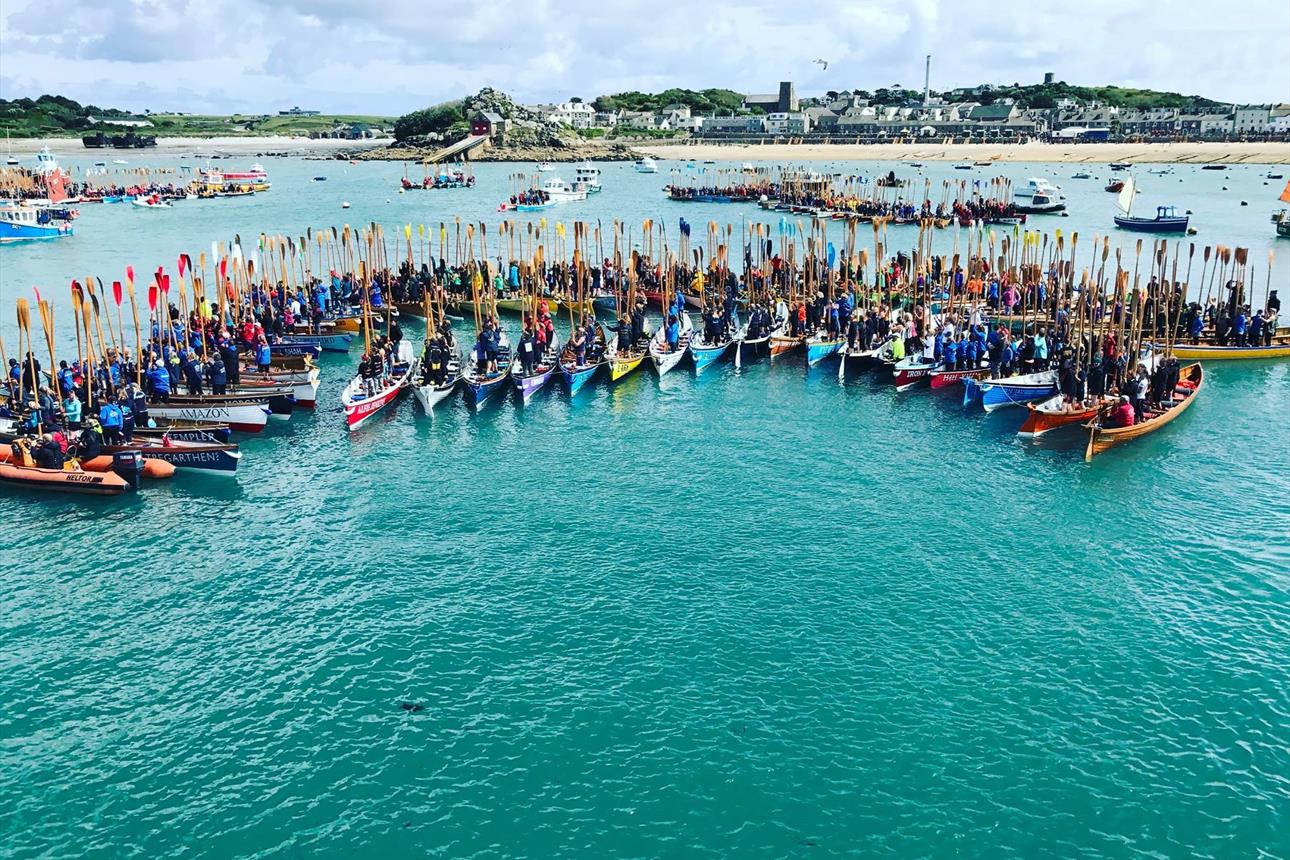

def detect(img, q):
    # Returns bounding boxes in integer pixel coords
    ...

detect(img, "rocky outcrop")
[359,86,644,162]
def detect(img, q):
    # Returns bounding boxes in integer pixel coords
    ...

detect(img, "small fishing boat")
[635,156,659,174]
[0,203,74,242]
[650,312,692,376]
[963,369,1058,411]
[1109,162,1131,170]
[462,333,513,407]
[1200,164,1226,170]
[1071,171,1092,180]
[1112,177,1188,233]
[892,354,939,391]
[1084,363,1203,461]
[1105,179,1125,193]
[536,161,555,172]
[1014,178,1066,214]
[953,163,973,170]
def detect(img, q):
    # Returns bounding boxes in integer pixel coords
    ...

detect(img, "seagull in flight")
[814,58,829,71]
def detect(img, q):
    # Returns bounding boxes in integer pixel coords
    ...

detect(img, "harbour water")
[2,153,1288,857]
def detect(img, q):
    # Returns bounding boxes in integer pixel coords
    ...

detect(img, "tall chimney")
[924,55,931,106]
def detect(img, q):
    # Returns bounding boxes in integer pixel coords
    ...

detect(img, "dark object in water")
[400,702,425,713]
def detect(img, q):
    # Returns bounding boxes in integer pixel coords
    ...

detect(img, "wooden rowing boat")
[560,324,608,394]
[650,312,692,376]
[1084,363,1203,461]
[1166,342,1290,361]
[1018,394,1105,439]
[462,333,513,408]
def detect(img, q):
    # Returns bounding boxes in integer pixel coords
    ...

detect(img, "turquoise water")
[2,153,1288,858]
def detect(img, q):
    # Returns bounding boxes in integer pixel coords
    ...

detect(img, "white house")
[765,112,811,135]
[549,101,596,129]
[1232,104,1270,134]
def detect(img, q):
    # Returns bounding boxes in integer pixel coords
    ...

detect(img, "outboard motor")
[110,450,144,492]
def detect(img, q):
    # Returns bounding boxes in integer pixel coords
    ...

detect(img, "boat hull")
[148,401,270,433]
[1167,343,1290,361]
[1085,364,1202,460]
[104,441,241,476]
[1018,396,1101,439]
[690,340,731,372]
[928,365,990,389]
[609,352,645,382]
[806,338,844,366]
[1114,214,1189,233]
[0,463,127,495]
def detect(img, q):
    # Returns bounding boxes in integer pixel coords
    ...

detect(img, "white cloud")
[0,0,1286,114]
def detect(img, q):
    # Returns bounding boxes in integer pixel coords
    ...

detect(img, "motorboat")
[635,156,659,173]
[574,161,602,193]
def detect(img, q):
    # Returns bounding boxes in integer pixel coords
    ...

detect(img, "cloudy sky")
[1,0,1286,115]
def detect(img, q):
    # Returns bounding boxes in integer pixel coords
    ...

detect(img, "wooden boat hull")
[1085,363,1202,461]
[393,301,427,319]
[690,339,731,372]
[561,362,601,394]
[965,371,1058,411]
[280,332,352,353]
[266,341,322,359]
[893,358,939,391]
[103,441,241,476]
[609,351,645,382]
[1018,395,1102,439]
[1114,214,1189,233]
[148,401,270,433]
[805,338,845,366]
[342,373,407,430]
[1167,343,1290,361]
[929,365,990,390]
[769,335,804,357]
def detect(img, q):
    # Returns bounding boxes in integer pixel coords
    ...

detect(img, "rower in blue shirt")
[942,337,959,370]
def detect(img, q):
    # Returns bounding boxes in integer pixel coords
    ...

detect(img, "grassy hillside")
[0,95,392,138]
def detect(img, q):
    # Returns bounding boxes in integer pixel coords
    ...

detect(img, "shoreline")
[10,135,394,157]
[636,140,1290,165]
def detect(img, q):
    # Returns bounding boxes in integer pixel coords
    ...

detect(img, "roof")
[744,94,779,104]
[476,110,503,122]
[968,105,1015,121]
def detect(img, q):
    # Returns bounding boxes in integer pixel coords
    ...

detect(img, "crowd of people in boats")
[401,172,475,190]
[666,182,777,202]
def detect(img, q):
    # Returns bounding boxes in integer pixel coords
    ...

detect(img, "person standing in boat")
[518,321,537,375]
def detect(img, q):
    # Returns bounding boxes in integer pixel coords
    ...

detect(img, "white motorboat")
[536,161,555,172]
[635,156,658,174]
[574,161,602,193]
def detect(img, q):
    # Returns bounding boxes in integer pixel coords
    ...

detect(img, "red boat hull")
[1018,404,1099,438]
[929,366,990,389]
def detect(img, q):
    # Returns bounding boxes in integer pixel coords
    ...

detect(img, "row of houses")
[526,92,1290,141]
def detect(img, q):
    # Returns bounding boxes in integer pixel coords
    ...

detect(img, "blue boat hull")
[0,221,73,242]
[464,375,508,406]
[806,339,844,366]
[562,364,600,395]
[267,342,322,359]
[979,381,1056,411]
[690,342,730,372]
[1114,215,1189,233]
[281,333,352,353]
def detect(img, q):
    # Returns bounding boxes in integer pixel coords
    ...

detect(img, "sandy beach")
[13,135,394,157]
[638,140,1290,165]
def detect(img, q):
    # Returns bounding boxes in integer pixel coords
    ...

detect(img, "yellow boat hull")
[1168,343,1290,361]
[609,351,645,382]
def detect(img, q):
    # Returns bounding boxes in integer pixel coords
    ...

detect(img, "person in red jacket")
[1110,394,1135,428]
